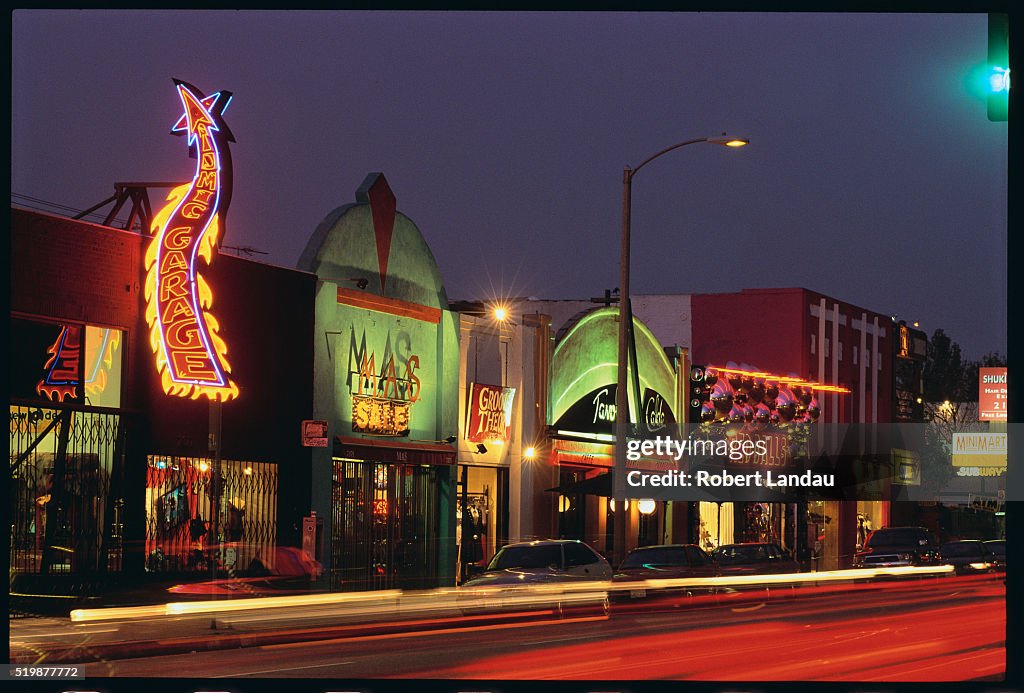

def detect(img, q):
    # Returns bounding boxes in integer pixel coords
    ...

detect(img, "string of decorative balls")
[699,366,826,426]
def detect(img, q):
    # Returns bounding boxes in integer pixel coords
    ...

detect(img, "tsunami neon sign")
[144,80,239,400]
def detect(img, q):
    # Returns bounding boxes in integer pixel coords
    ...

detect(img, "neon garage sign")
[144,80,239,400]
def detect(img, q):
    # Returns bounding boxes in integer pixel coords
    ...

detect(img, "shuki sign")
[979,367,1008,421]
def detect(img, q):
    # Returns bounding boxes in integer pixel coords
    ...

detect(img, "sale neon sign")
[144,80,239,400]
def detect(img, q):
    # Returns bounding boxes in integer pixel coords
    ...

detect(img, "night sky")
[11,11,1008,359]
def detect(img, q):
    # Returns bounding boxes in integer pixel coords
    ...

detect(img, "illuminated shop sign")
[144,80,239,401]
[553,384,676,438]
[466,382,516,443]
[979,367,1008,421]
[36,325,121,402]
[348,327,421,436]
[953,432,1007,476]
[548,308,678,442]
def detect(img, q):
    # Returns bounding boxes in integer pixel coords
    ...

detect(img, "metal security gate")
[331,460,439,591]
[9,404,126,576]
[144,456,278,575]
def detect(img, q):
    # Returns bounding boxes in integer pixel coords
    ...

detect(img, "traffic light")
[988,13,1009,122]
[688,364,709,424]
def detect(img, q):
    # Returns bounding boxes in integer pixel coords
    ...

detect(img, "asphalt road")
[51,574,1004,682]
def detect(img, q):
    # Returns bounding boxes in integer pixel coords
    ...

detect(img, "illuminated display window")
[9,317,123,408]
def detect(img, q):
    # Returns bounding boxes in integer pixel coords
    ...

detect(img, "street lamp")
[613,134,748,567]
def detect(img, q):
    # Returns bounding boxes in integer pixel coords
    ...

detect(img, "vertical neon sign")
[144,80,239,400]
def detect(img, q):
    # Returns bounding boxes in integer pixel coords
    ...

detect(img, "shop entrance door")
[332,460,438,591]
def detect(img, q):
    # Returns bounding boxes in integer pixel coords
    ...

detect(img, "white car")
[459,539,611,617]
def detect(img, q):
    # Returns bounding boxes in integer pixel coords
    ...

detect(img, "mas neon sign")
[144,80,239,400]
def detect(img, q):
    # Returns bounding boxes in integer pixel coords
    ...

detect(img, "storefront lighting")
[243,466,253,475]
[198,461,210,473]
[558,495,571,513]
[524,446,537,460]
[609,498,630,512]
[637,499,656,515]
[493,305,509,322]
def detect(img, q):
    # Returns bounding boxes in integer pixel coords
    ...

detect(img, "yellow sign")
[952,432,1007,468]
[352,395,410,436]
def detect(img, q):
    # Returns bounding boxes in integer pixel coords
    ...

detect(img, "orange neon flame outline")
[706,365,852,394]
[36,326,122,402]
[144,80,239,401]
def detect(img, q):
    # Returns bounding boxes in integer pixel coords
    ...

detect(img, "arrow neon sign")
[144,80,239,400]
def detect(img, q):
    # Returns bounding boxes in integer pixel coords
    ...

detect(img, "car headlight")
[969,562,991,570]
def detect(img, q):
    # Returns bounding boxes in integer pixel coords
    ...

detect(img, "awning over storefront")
[335,436,456,465]
[546,471,612,497]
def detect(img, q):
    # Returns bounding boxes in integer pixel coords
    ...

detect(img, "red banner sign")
[979,367,1008,421]
[466,383,516,444]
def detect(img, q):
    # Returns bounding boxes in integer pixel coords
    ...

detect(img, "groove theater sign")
[144,79,239,400]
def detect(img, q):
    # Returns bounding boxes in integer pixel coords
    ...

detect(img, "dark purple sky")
[11,11,1007,358]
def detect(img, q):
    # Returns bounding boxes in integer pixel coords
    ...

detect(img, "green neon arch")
[549,307,676,427]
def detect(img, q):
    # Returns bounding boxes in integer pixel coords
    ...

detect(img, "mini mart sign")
[952,432,1006,468]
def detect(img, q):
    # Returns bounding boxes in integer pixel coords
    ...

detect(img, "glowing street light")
[614,134,748,566]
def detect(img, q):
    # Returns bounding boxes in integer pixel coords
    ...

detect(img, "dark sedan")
[983,540,1006,572]
[611,544,720,611]
[712,542,801,575]
[941,540,996,575]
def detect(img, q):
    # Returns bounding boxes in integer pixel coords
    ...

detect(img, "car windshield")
[487,544,562,571]
[714,545,768,564]
[620,547,689,568]
[941,542,984,557]
[866,529,925,547]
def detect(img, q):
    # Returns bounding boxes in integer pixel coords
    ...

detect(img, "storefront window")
[10,317,123,408]
[9,404,124,575]
[698,501,734,551]
[144,456,278,574]
[456,465,508,583]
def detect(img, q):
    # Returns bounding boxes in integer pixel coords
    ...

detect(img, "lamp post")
[613,135,748,568]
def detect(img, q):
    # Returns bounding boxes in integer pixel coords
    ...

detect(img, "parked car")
[459,539,611,617]
[610,544,720,611]
[852,526,941,568]
[615,544,720,579]
[711,542,801,575]
[983,539,1006,572]
[940,540,995,575]
[463,539,612,587]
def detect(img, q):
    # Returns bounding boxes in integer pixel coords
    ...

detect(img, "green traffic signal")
[988,13,1009,122]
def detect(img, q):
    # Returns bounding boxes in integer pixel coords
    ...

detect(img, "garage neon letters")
[144,80,239,400]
